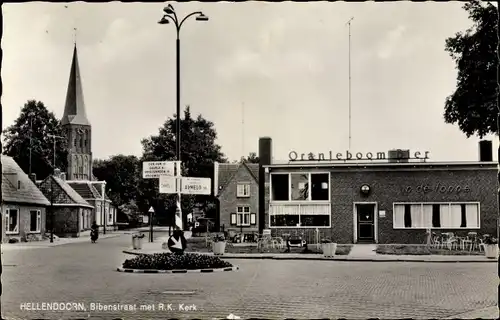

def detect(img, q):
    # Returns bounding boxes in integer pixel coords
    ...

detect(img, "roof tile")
[1,155,50,206]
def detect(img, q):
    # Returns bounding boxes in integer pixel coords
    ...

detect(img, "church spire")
[61,44,90,126]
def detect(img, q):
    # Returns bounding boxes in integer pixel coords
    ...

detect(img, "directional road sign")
[180,177,211,195]
[159,175,178,194]
[142,161,175,179]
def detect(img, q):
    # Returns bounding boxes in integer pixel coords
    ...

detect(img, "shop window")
[29,210,41,233]
[311,173,329,201]
[271,174,289,201]
[270,215,300,227]
[393,202,480,229]
[300,215,330,227]
[291,174,308,201]
[6,208,19,234]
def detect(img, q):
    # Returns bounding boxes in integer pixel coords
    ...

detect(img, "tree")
[244,152,260,163]
[444,1,498,138]
[139,106,227,226]
[2,100,68,179]
[92,155,141,206]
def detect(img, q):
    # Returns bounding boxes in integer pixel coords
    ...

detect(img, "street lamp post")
[158,5,208,231]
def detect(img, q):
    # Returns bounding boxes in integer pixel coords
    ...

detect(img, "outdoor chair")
[431,233,442,249]
[442,233,458,250]
[461,232,476,251]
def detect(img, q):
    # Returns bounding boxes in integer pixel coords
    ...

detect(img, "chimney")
[258,137,272,234]
[54,168,61,177]
[479,140,493,162]
[29,173,36,183]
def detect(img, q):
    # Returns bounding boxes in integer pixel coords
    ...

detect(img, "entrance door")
[356,204,376,243]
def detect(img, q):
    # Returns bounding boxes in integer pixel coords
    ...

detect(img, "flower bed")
[122,252,233,270]
[376,244,484,256]
[187,239,352,255]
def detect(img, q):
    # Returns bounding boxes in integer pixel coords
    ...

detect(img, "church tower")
[61,44,93,181]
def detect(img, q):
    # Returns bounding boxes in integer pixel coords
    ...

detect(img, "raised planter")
[117,266,239,274]
[321,243,337,258]
[213,241,226,255]
[484,244,498,259]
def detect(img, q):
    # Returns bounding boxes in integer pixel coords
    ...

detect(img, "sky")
[2,2,498,163]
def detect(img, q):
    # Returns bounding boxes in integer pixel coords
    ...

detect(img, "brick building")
[57,44,117,231]
[260,138,498,244]
[215,161,259,236]
[38,169,94,237]
[1,155,50,243]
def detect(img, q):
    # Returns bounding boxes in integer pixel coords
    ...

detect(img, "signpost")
[143,161,175,179]
[142,159,211,236]
[148,206,155,243]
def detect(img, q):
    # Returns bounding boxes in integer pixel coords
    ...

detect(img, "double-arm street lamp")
[158,5,208,231]
[158,4,208,163]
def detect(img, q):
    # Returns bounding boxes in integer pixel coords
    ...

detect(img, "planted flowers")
[122,253,233,270]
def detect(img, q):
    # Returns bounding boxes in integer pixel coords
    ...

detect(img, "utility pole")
[346,17,354,151]
[29,116,33,175]
[49,178,55,243]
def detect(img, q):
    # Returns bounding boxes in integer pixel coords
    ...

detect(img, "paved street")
[1,233,497,319]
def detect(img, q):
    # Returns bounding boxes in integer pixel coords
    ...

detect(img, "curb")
[116,266,239,273]
[441,306,499,319]
[121,251,495,263]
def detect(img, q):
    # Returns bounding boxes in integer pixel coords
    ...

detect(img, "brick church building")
[38,44,117,235]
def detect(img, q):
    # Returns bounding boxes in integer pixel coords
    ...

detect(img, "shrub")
[8,238,19,244]
[321,238,333,244]
[483,235,498,245]
[123,253,233,270]
[132,233,145,239]
[212,234,225,242]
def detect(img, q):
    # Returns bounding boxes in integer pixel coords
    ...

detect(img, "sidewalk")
[123,241,497,263]
[2,232,124,250]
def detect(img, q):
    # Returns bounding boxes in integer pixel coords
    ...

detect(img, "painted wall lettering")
[404,184,471,194]
[288,150,430,161]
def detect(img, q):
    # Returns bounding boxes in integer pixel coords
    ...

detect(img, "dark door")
[357,204,376,243]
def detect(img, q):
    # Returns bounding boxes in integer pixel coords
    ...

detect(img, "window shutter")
[230,213,237,225]
[250,213,256,225]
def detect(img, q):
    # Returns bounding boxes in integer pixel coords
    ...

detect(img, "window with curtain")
[393,202,480,229]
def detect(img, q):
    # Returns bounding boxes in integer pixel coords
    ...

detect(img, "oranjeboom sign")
[288,150,430,161]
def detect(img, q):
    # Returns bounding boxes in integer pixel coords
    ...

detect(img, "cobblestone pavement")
[1,233,497,319]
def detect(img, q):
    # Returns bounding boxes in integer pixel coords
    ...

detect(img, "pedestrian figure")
[91,221,99,243]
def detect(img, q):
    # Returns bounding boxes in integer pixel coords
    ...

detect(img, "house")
[261,138,498,244]
[37,169,94,237]
[1,155,50,243]
[214,161,259,236]
[66,180,117,232]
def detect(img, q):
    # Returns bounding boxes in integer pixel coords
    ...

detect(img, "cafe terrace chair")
[443,233,458,250]
[462,232,476,251]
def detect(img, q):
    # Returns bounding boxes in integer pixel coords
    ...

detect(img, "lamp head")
[163,5,175,15]
[196,13,209,21]
[158,16,169,25]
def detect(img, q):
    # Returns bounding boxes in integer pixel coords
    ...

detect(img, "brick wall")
[51,207,79,237]
[219,165,259,233]
[2,204,47,243]
[267,166,498,244]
